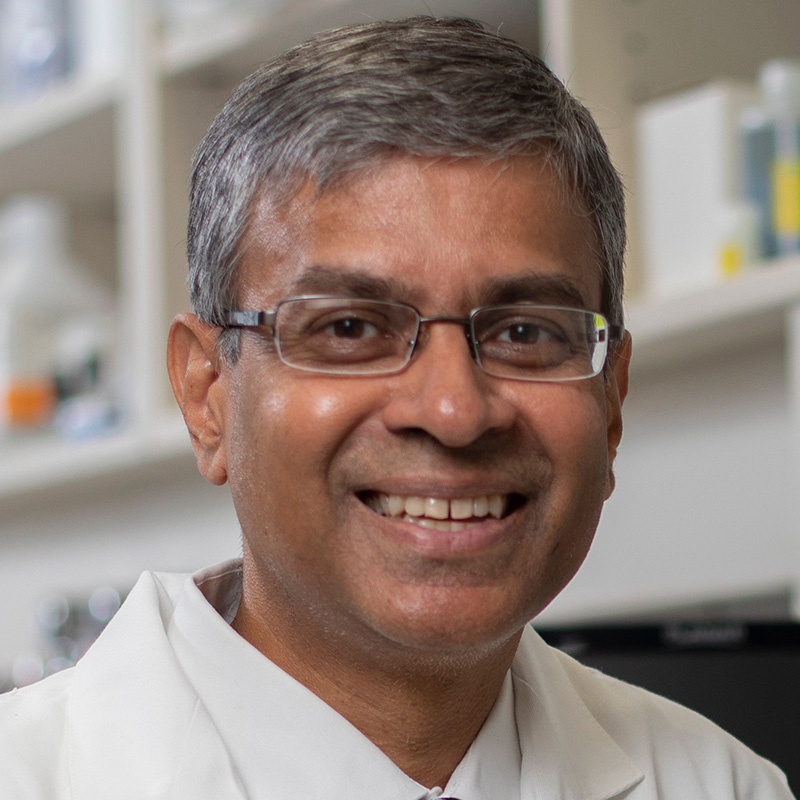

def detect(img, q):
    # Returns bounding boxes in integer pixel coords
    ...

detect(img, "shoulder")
[0,669,73,797]
[0,567,195,799]
[540,635,794,797]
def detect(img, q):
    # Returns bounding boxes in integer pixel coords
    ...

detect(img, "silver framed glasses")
[224,295,625,382]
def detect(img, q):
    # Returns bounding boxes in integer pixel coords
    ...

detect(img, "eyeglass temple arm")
[225,310,277,331]
[599,324,626,343]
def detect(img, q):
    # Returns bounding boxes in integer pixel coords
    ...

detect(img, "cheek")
[233,371,382,497]
[521,381,608,455]
[519,387,611,606]
[524,383,611,507]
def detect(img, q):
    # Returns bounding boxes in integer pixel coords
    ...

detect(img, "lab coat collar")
[513,625,644,799]
[66,569,246,799]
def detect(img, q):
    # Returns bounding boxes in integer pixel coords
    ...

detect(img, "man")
[0,15,794,799]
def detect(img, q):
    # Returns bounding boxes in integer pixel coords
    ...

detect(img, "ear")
[167,313,229,486]
[603,331,632,499]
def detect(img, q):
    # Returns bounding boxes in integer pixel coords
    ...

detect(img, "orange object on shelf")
[3,378,56,427]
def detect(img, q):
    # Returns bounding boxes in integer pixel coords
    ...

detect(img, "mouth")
[358,491,524,532]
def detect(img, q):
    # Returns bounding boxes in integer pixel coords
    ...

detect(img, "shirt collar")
[169,562,521,800]
[511,626,644,800]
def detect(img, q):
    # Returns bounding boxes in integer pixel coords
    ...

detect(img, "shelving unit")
[2,0,800,670]
[627,254,800,374]
[539,0,800,622]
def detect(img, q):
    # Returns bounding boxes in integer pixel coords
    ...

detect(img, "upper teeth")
[374,493,506,521]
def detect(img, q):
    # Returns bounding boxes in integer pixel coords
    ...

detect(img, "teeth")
[450,498,473,520]
[473,496,489,517]
[403,516,470,532]
[488,494,504,519]
[387,495,405,516]
[425,497,449,519]
[369,492,511,525]
[404,496,425,517]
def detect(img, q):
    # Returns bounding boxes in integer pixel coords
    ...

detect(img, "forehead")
[239,155,602,311]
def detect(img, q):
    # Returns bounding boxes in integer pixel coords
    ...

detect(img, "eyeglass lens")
[472,305,602,380]
[273,297,608,380]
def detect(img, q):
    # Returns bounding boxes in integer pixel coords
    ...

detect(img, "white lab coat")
[0,564,794,799]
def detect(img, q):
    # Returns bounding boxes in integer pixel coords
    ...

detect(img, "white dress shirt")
[168,561,521,800]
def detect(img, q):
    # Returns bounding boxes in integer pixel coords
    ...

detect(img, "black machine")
[538,621,800,791]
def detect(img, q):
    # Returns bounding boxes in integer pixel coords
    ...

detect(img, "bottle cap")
[760,59,800,118]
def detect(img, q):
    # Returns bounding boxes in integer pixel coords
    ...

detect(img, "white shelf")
[160,6,278,75]
[0,73,119,200]
[0,72,119,154]
[626,255,800,374]
[160,0,538,80]
[0,414,193,503]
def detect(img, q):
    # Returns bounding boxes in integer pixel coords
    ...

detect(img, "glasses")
[224,295,624,382]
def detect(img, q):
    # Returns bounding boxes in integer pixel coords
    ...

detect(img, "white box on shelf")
[637,81,758,299]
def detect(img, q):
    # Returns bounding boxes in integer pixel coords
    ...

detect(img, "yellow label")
[773,159,800,235]
[719,243,743,278]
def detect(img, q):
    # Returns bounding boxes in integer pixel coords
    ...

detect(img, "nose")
[381,322,517,448]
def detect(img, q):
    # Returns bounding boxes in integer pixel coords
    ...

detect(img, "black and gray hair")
[188,15,625,360]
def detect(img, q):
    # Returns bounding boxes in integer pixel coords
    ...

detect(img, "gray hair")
[188,15,625,360]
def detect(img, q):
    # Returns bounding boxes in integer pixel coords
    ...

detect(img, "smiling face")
[187,155,628,666]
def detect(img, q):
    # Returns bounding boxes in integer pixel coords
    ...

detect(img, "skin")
[168,155,631,788]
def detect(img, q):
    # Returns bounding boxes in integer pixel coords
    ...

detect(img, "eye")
[493,320,566,345]
[324,316,381,339]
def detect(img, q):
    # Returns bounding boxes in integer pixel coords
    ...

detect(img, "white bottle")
[760,60,800,255]
[0,196,115,438]
[0,0,74,102]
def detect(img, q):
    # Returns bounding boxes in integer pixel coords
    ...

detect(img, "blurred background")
[1,0,799,780]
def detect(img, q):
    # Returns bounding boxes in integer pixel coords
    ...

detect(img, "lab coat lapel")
[65,571,246,799]
[513,626,643,800]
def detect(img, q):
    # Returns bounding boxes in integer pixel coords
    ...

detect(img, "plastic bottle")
[739,105,777,260]
[715,202,760,279]
[762,61,800,255]
[740,61,800,260]
[0,0,74,102]
[0,196,116,438]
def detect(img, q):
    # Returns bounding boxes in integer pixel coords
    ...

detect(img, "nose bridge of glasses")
[412,314,476,354]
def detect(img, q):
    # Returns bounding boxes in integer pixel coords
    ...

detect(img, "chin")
[363,583,538,661]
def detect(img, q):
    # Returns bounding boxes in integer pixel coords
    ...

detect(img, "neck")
[233,589,521,788]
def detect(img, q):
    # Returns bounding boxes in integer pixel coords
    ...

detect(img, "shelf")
[160,0,539,82]
[0,73,119,202]
[0,413,194,505]
[625,255,800,374]
[160,5,278,76]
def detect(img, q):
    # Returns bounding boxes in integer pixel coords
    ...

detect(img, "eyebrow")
[289,265,591,309]
[290,265,415,301]
[477,272,591,309]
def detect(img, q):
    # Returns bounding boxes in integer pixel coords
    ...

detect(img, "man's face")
[209,156,628,658]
